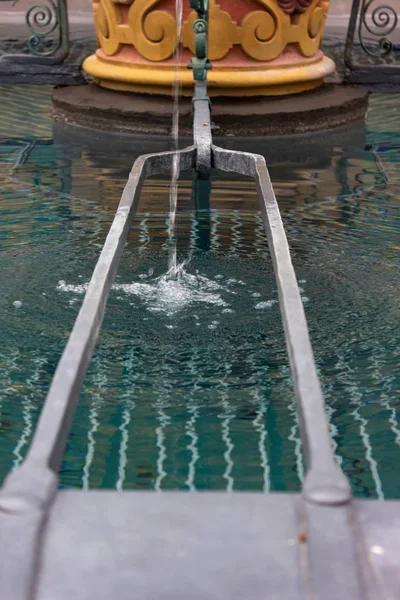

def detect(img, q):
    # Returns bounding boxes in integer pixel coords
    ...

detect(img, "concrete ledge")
[52,83,369,137]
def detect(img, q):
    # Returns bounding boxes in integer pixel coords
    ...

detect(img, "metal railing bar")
[1,95,352,511]
[11,147,195,477]
[213,139,367,600]
[344,0,362,70]
[212,146,351,506]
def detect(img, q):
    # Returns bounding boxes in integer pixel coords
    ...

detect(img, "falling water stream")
[168,0,184,277]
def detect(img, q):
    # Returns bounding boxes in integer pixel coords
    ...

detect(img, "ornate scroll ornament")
[239,0,289,61]
[93,0,122,56]
[358,0,398,58]
[26,0,61,56]
[1,0,68,58]
[296,0,329,58]
[183,1,238,61]
[94,0,329,62]
[128,0,177,61]
[94,0,177,60]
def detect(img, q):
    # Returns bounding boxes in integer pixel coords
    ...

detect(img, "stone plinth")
[52,83,369,135]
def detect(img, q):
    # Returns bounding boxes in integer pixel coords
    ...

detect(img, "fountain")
[52,0,369,138]
[0,2,400,600]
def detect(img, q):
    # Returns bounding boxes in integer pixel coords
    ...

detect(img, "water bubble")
[57,280,87,294]
[13,300,23,308]
[255,300,277,310]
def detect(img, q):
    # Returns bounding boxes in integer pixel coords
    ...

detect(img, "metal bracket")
[192,95,212,175]
[188,0,212,83]
[187,1,213,179]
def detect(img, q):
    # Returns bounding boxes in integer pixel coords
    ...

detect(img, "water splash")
[168,0,184,276]
[114,270,229,317]
[57,268,279,319]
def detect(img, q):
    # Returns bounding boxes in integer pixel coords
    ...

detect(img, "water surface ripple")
[0,88,400,497]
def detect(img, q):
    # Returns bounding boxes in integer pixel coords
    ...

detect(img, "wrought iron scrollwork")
[358,0,398,58]
[345,0,400,89]
[0,0,84,84]
[0,0,69,62]
[26,0,65,57]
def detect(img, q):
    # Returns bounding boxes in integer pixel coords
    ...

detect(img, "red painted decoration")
[277,0,313,14]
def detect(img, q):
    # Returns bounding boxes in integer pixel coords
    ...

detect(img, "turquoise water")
[0,86,400,497]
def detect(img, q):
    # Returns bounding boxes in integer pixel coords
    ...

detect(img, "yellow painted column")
[83,0,335,96]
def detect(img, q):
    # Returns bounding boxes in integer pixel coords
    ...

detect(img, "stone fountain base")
[52,82,368,137]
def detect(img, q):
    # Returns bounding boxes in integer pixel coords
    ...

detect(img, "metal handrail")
[213,145,351,506]
[0,108,351,505]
